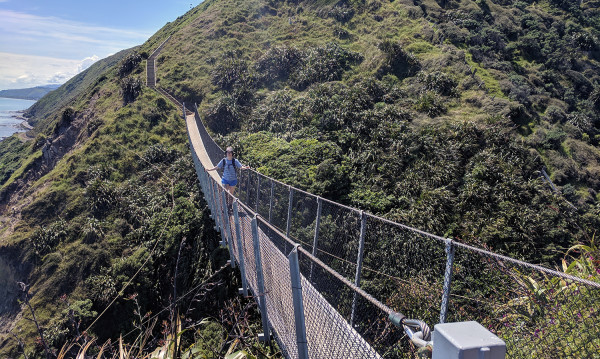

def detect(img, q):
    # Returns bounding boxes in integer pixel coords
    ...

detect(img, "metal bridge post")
[213,181,222,234]
[246,171,251,204]
[255,175,261,213]
[289,245,309,359]
[439,238,455,324]
[233,200,248,297]
[206,173,214,220]
[221,191,235,268]
[268,179,274,223]
[309,196,322,282]
[350,210,367,326]
[208,174,216,218]
[251,215,271,343]
[286,187,294,238]
[198,167,207,204]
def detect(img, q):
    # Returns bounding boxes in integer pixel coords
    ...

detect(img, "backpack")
[220,158,239,170]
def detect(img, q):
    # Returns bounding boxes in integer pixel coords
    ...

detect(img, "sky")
[0,0,199,90]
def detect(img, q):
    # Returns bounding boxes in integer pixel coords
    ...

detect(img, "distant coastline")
[0,84,60,101]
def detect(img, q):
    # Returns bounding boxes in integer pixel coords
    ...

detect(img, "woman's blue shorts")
[222,178,238,187]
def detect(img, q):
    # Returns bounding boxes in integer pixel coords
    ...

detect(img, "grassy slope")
[0,0,599,356]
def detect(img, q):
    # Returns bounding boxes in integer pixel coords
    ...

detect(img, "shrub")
[289,42,363,90]
[328,3,355,23]
[31,219,68,259]
[255,45,303,86]
[211,58,255,92]
[142,144,178,164]
[118,52,142,78]
[249,90,293,133]
[414,91,447,117]
[120,77,142,104]
[542,126,567,150]
[543,106,567,124]
[419,71,458,96]
[205,96,242,134]
[54,107,75,135]
[376,40,420,80]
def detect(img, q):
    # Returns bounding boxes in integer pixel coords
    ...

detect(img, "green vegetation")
[0,0,600,357]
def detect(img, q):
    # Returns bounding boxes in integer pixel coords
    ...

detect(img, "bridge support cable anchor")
[233,200,248,297]
[221,190,236,269]
[289,245,309,359]
[251,215,271,343]
[439,238,455,324]
[350,210,367,326]
[309,196,322,282]
[389,312,432,350]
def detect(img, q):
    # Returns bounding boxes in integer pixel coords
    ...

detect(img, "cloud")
[0,10,150,59]
[0,52,100,90]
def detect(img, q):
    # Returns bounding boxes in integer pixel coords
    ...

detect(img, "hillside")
[0,85,60,101]
[24,49,135,129]
[0,0,598,357]
[156,0,600,261]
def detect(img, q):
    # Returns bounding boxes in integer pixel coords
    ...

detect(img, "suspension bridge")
[146,38,600,358]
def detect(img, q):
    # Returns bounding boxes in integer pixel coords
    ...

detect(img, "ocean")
[0,97,35,139]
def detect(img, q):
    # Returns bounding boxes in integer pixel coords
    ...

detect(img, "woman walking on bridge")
[208,147,250,197]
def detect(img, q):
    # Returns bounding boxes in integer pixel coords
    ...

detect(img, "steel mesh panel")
[362,215,446,323]
[287,190,319,253]
[269,181,292,230]
[312,200,362,280]
[244,170,259,210]
[238,204,258,292]
[237,169,249,207]
[450,245,600,359]
[256,173,272,220]
[258,227,298,358]
[296,249,383,358]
